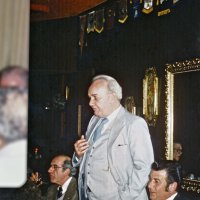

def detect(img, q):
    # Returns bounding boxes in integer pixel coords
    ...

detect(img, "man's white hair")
[92,75,122,100]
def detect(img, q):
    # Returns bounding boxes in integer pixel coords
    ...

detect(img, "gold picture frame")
[165,58,200,160]
[143,67,159,126]
[165,58,200,194]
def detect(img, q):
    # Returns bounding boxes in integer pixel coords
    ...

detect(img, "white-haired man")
[73,75,154,200]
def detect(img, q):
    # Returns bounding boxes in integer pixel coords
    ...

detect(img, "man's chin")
[49,178,55,183]
[149,193,157,200]
[174,157,180,161]
[94,111,101,117]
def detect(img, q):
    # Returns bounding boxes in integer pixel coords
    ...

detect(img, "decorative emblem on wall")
[143,67,159,126]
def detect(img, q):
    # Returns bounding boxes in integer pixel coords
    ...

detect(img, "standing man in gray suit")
[73,75,154,200]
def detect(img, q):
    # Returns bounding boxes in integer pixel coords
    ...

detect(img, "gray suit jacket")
[73,106,154,200]
[46,177,78,200]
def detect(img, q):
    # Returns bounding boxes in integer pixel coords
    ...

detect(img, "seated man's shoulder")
[47,183,58,192]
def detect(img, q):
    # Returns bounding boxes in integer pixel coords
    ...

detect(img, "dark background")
[29,0,200,181]
[174,71,200,176]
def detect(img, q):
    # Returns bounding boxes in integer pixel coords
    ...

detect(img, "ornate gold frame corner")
[143,67,159,126]
[165,58,200,160]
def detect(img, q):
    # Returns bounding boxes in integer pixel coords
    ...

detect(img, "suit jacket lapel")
[63,177,77,200]
[47,184,59,200]
[80,116,101,172]
[107,107,126,147]
[86,108,126,144]
[85,116,101,140]
[81,108,126,171]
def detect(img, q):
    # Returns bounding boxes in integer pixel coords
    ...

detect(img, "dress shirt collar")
[103,105,121,130]
[60,176,72,194]
[93,105,121,134]
[166,192,178,200]
[106,105,122,122]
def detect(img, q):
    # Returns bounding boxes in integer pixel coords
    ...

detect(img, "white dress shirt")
[62,177,72,194]
[166,192,178,200]
[102,105,122,132]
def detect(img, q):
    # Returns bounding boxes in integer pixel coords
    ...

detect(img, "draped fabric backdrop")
[0,0,29,69]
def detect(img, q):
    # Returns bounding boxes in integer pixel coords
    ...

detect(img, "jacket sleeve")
[115,117,154,200]
[72,153,82,168]
[128,117,154,199]
[72,115,97,168]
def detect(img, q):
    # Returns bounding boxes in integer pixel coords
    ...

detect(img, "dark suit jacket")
[46,177,78,200]
[174,193,192,200]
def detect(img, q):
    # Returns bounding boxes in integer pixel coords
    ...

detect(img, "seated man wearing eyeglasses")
[47,155,78,200]
[148,160,191,200]
[173,142,183,162]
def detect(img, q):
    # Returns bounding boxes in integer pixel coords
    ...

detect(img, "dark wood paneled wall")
[29,0,200,175]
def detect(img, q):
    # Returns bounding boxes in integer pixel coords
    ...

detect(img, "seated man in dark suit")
[47,155,78,200]
[148,160,191,200]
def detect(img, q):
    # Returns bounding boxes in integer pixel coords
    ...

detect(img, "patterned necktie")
[93,118,108,142]
[57,186,63,199]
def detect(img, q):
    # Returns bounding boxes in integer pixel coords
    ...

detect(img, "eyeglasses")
[49,164,64,170]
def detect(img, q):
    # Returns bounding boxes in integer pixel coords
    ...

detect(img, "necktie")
[93,118,108,142]
[57,186,63,199]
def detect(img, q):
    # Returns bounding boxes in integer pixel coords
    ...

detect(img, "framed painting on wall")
[143,67,159,126]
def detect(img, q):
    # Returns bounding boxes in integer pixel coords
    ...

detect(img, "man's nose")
[148,181,153,189]
[89,98,94,106]
[48,166,53,173]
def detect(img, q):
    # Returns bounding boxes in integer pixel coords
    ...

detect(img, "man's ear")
[64,168,71,176]
[168,182,177,193]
